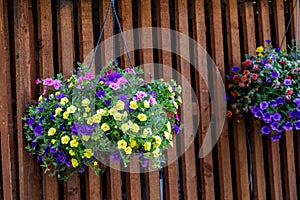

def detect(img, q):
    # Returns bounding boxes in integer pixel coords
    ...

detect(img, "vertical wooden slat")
[174,0,198,199]
[156,0,179,199]
[14,0,41,199]
[209,0,233,199]
[77,1,103,200]
[57,1,80,199]
[0,0,17,199]
[37,0,59,199]
[290,0,300,44]
[137,1,160,199]
[193,0,215,199]
[274,1,298,199]
[226,1,250,199]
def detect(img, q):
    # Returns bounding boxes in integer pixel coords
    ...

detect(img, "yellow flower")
[129,101,138,110]
[67,105,77,113]
[117,140,127,149]
[130,140,137,148]
[83,113,88,118]
[121,123,130,132]
[131,123,140,133]
[142,128,152,138]
[38,95,43,101]
[93,114,102,123]
[153,135,162,147]
[166,121,171,133]
[143,100,150,108]
[173,102,178,109]
[55,107,62,116]
[68,82,74,88]
[256,46,264,53]
[258,53,263,57]
[70,139,79,147]
[152,148,160,158]
[115,100,125,110]
[82,135,90,141]
[84,149,93,158]
[69,150,75,156]
[82,98,90,107]
[60,97,69,105]
[168,86,173,92]
[99,81,104,84]
[101,123,110,132]
[97,109,107,116]
[61,135,70,144]
[51,139,56,144]
[113,112,122,121]
[85,107,91,113]
[144,141,151,151]
[71,158,79,167]
[164,131,172,140]
[93,161,98,166]
[63,112,69,119]
[177,96,182,103]
[87,117,94,125]
[55,91,60,95]
[48,127,56,136]
[122,111,128,119]
[125,147,132,154]
[137,114,147,122]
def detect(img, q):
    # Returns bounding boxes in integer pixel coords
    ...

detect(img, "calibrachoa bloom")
[24,61,182,180]
[227,40,300,141]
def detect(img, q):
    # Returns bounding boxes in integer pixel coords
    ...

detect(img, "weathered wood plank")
[226,1,250,199]
[156,0,179,199]
[174,0,198,199]
[37,0,59,199]
[14,0,41,199]
[0,0,18,199]
[193,0,215,199]
[273,0,286,48]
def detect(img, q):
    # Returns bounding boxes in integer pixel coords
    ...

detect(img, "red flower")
[285,95,291,101]
[243,70,250,75]
[228,84,233,88]
[246,59,252,66]
[252,73,258,80]
[239,82,245,87]
[233,75,240,82]
[286,75,292,79]
[242,61,246,68]
[230,91,238,97]
[279,60,286,66]
[286,89,293,95]
[253,65,259,72]
[268,59,272,63]
[241,75,248,82]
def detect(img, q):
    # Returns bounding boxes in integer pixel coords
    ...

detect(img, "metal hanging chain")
[280,0,298,49]
[110,0,134,68]
[88,2,112,69]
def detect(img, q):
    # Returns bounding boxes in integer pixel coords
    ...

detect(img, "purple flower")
[96,90,106,98]
[271,134,281,141]
[293,98,300,105]
[294,120,300,130]
[289,110,299,118]
[104,100,111,107]
[265,64,273,69]
[270,122,280,131]
[259,101,268,110]
[275,48,280,52]
[271,71,279,78]
[27,117,35,126]
[270,100,277,107]
[43,78,53,86]
[50,113,55,121]
[147,91,157,98]
[262,113,272,123]
[59,124,66,131]
[65,159,72,167]
[107,73,122,82]
[135,91,147,101]
[261,126,271,135]
[141,158,149,168]
[276,97,285,105]
[111,151,121,162]
[31,141,36,148]
[71,124,78,136]
[55,93,66,99]
[283,79,292,85]
[49,147,57,153]
[118,94,129,102]
[55,151,66,163]
[225,93,230,101]
[266,77,271,83]
[268,53,276,59]
[266,39,272,44]
[283,121,293,130]
[272,113,281,121]
[231,66,239,73]
[84,72,95,81]
[250,106,260,114]
[262,59,268,65]
[77,124,94,136]
[37,155,43,163]
[174,124,180,134]
[149,97,157,105]
[52,79,62,90]
[34,125,44,135]
[78,165,86,173]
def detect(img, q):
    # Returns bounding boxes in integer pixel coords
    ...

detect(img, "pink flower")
[109,83,119,90]
[77,76,85,83]
[125,68,135,74]
[136,91,147,100]
[149,97,157,105]
[84,72,95,80]
[43,78,53,86]
[117,77,128,84]
[176,114,180,122]
[76,85,85,90]
[90,84,94,89]
[52,79,62,90]
[36,78,40,84]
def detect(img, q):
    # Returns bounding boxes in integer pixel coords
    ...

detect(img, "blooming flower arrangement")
[23,61,182,179]
[227,40,300,141]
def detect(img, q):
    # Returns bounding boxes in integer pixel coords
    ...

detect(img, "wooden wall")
[0,0,299,199]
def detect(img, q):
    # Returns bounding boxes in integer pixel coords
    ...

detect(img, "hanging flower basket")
[23,61,182,180]
[226,40,300,141]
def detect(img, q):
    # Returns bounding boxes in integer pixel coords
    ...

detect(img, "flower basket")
[23,61,182,179]
[227,40,300,141]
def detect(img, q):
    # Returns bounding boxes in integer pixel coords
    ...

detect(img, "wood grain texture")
[209,0,233,199]
[37,1,59,199]
[14,0,41,199]
[226,1,250,199]
[0,0,18,199]
[174,0,198,199]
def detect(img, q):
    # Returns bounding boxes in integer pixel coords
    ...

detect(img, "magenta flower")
[109,83,119,90]
[36,78,40,84]
[125,68,135,74]
[76,85,85,90]
[149,97,157,105]
[52,80,62,90]
[135,91,147,100]
[76,76,85,83]
[43,78,53,86]
[117,77,128,84]
[84,72,95,80]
